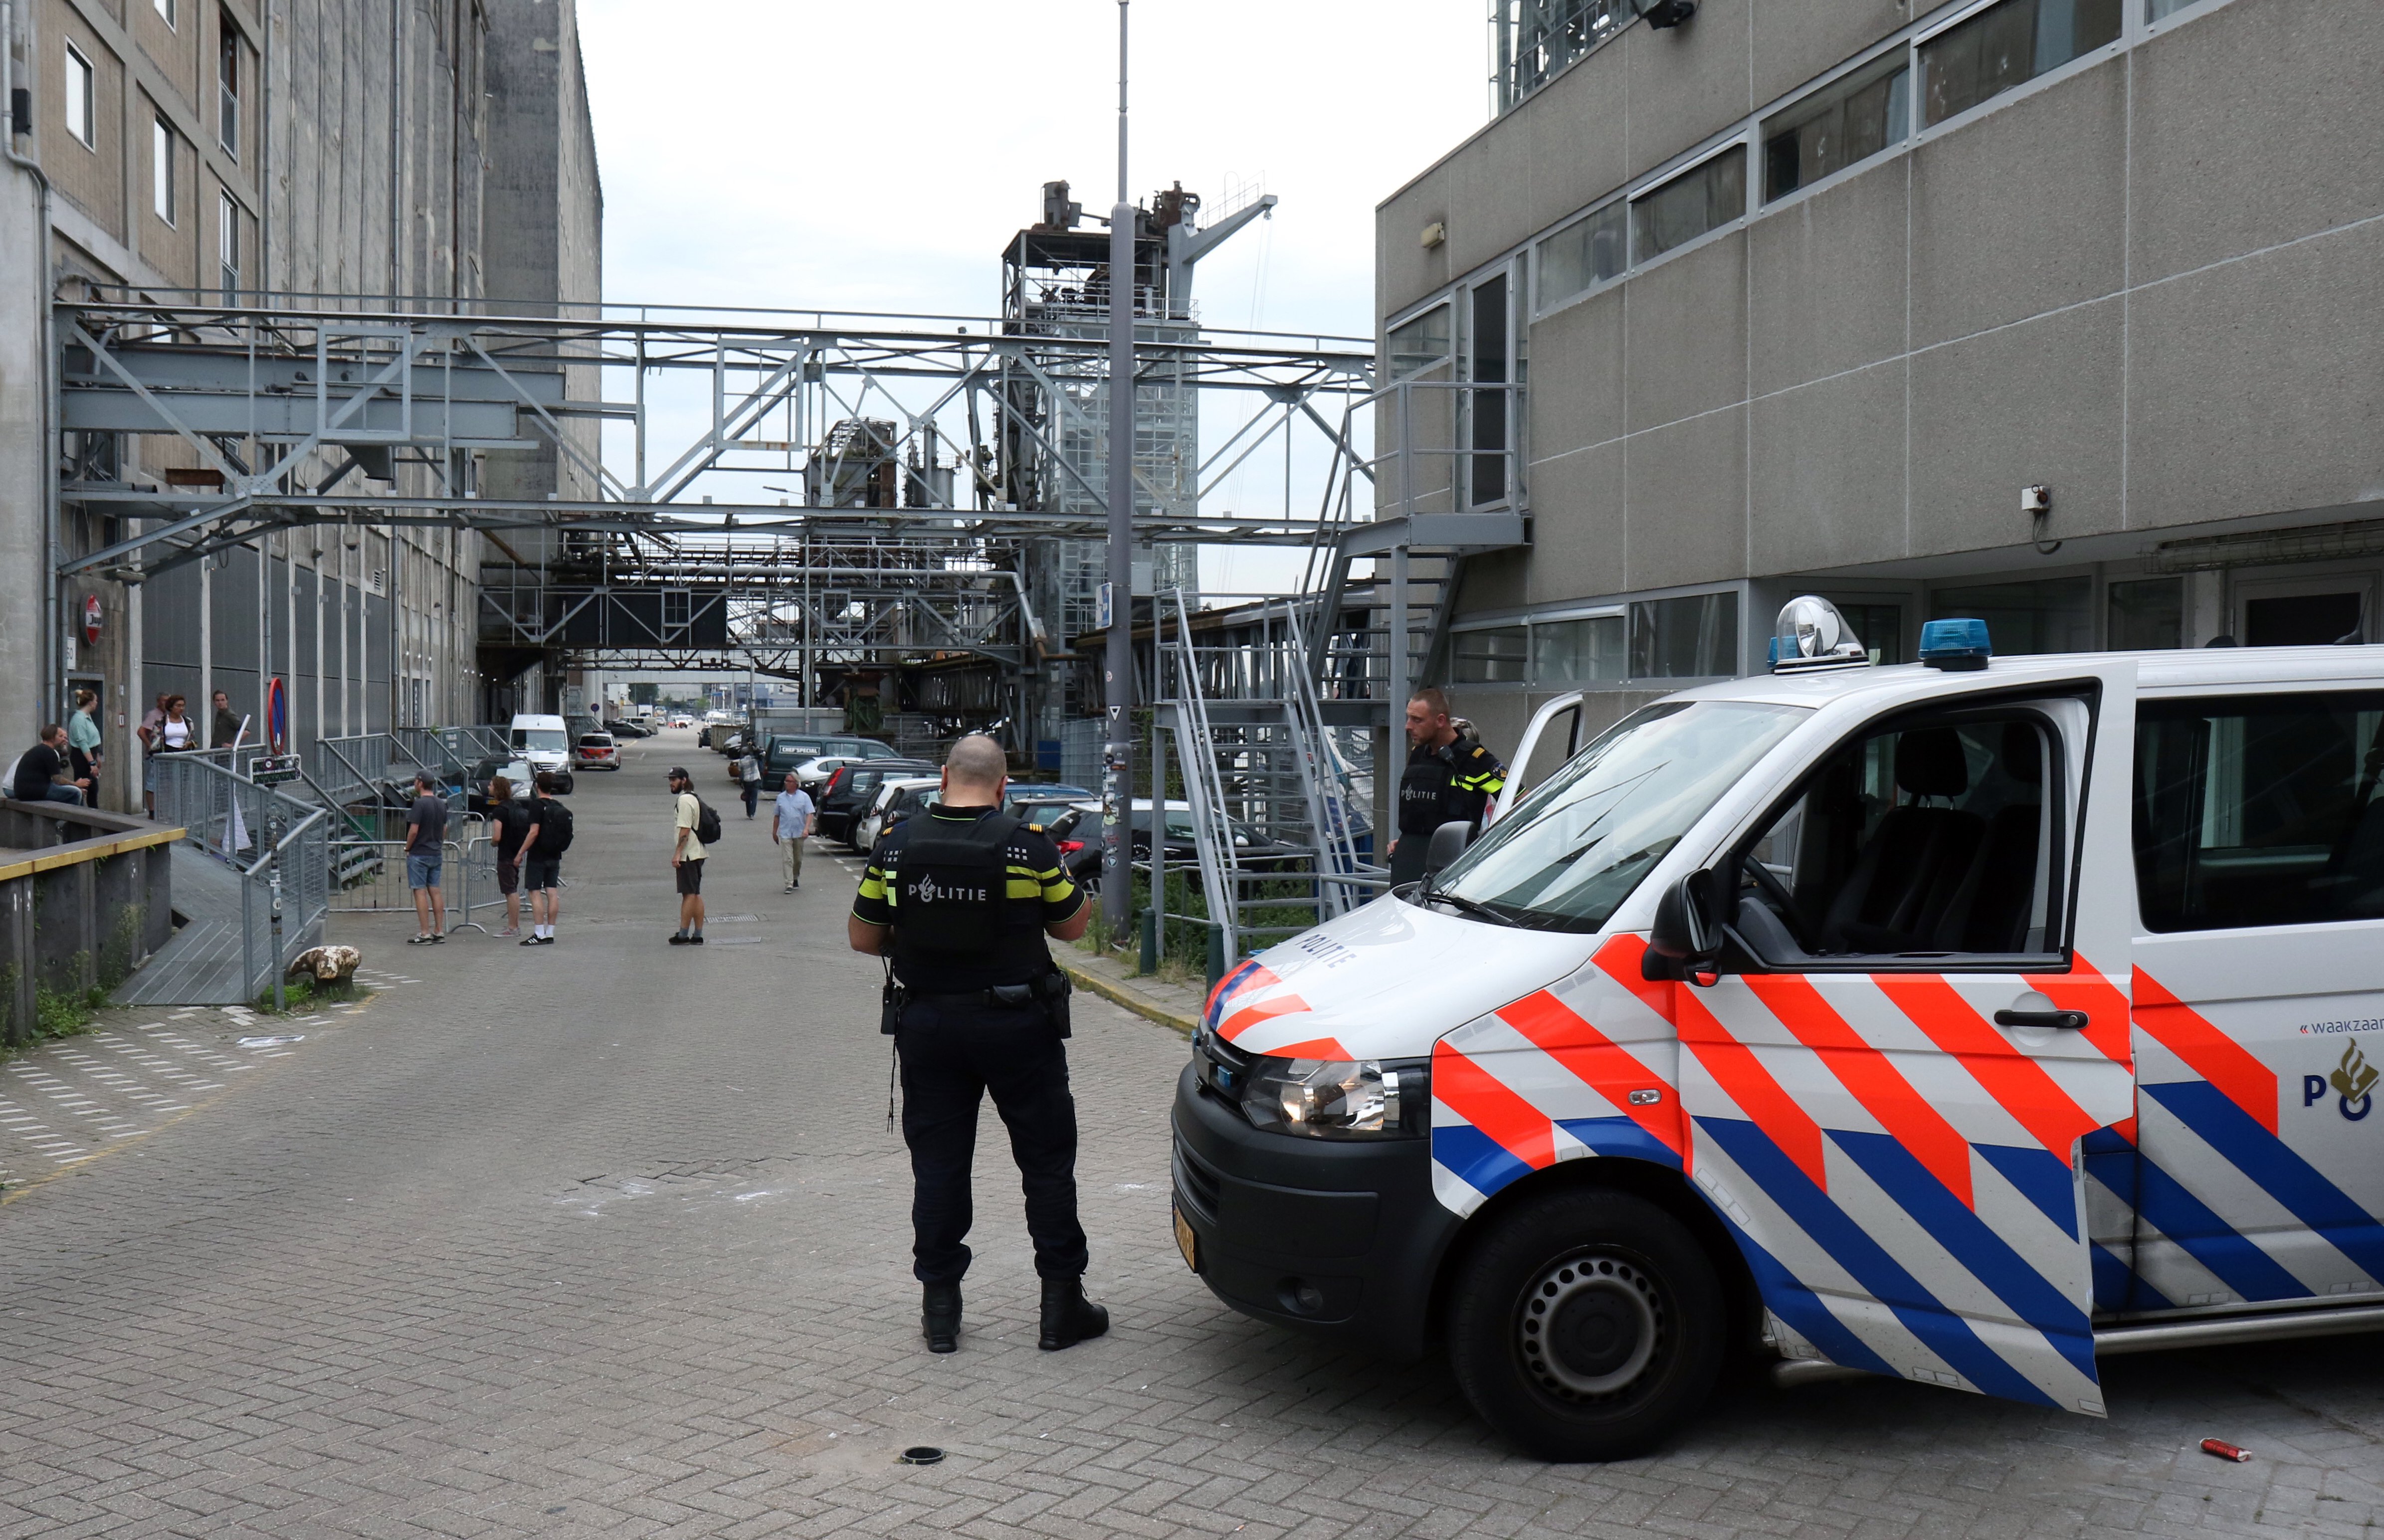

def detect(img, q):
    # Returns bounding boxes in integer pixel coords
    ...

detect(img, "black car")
[1045,803,1297,888]
[602,718,651,739]
[817,759,935,847]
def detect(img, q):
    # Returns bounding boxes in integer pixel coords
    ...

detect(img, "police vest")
[1398,739,1498,836]
[892,811,1022,970]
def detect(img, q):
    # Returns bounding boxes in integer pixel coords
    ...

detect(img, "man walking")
[738,746,764,819]
[514,771,569,945]
[1388,686,1507,887]
[772,771,814,892]
[403,771,447,944]
[210,690,243,750]
[488,774,529,937]
[667,765,708,945]
[846,734,1107,1357]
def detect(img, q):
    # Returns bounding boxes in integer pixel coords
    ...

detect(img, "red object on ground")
[2200,1438,2251,1463]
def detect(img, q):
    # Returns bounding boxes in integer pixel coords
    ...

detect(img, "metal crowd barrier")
[327,820,499,935]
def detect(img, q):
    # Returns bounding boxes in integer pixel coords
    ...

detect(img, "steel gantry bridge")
[50,291,1379,729]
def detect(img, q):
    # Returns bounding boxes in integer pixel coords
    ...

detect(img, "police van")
[1171,598,2384,1461]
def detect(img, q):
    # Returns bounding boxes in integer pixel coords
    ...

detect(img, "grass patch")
[34,981,106,1040]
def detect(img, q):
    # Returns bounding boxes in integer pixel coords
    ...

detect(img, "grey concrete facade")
[1382,0,2384,750]
[0,0,601,807]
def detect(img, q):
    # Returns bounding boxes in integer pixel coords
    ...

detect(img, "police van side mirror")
[1644,869,1722,980]
[1423,820,1473,881]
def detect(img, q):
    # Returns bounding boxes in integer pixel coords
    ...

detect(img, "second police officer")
[845,733,1110,1355]
[1388,686,1508,887]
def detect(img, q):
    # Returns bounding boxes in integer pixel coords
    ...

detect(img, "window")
[1828,601,1903,665]
[1536,202,1626,309]
[1387,304,1451,378]
[1630,145,1745,262]
[2135,692,2384,932]
[154,0,176,25]
[1453,626,1528,684]
[2146,0,2196,16]
[152,117,176,222]
[1629,591,1739,678]
[1532,614,1626,683]
[1929,576,2092,655]
[63,43,95,148]
[217,14,239,157]
[2107,578,2184,650]
[1921,0,2123,128]
[1468,275,1511,506]
[2245,591,2366,647]
[1764,56,1910,200]
[218,193,240,301]
[1431,700,1808,933]
[1732,711,2064,961]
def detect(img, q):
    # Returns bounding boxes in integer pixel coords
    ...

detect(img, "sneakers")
[921,1282,962,1354]
[430,933,445,944]
[687,934,704,945]
[1037,1277,1110,1351]
[520,933,554,946]
[495,927,520,938]
[668,932,689,946]
[783,884,795,893]
[406,934,435,945]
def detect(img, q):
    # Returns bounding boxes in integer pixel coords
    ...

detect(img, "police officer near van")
[846,734,1109,1356]
[1388,686,1508,887]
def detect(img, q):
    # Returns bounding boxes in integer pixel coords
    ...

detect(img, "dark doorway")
[2245,591,2364,646]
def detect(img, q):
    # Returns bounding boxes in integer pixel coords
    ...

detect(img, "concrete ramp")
[114,847,254,1006]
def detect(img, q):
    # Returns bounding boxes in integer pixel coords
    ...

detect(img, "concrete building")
[0,0,599,808]
[1378,0,2384,752]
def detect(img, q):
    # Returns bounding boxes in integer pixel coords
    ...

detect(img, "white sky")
[578,0,1490,597]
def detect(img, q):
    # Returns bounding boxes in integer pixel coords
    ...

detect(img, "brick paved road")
[3,727,2379,1539]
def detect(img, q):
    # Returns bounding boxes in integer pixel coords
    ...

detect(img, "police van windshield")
[1427,700,1807,933]
[511,729,568,754]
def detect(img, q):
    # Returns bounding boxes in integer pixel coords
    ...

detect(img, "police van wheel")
[1448,1187,1724,1463]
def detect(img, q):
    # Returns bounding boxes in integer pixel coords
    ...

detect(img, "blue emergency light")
[1919,617,1991,670]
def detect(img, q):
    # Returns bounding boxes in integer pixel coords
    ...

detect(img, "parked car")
[508,712,574,794]
[852,776,943,852]
[668,715,692,728]
[465,755,537,814]
[575,732,620,771]
[602,718,651,739]
[1052,800,1295,888]
[1010,792,1101,834]
[817,760,936,847]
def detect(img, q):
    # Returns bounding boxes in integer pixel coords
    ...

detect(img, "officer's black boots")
[1037,1276,1109,1351]
[921,1282,962,1353]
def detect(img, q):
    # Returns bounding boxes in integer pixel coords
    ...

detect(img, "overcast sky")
[578,0,1491,595]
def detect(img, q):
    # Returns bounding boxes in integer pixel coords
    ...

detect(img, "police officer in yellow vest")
[1389,687,1508,887]
[846,734,1109,1355]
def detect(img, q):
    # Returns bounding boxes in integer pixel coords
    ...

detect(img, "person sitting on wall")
[15,724,91,806]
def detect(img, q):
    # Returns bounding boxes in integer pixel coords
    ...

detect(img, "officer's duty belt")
[902,973,1069,1009]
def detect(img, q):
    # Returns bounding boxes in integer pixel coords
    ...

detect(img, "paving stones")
[1,747,2380,1537]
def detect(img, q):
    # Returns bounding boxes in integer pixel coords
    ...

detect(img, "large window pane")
[1533,615,1626,683]
[1829,601,1903,665]
[1537,202,1627,308]
[1629,592,1740,678]
[2135,692,2384,931]
[1453,626,1529,684]
[1387,304,1450,378]
[1764,59,1910,200]
[1922,0,2122,127]
[1469,275,1510,506]
[2107,578,2184,650]
[1631,146,1746,262]
[1930,576,2092,656]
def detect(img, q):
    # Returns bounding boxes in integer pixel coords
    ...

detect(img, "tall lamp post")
[1099,0,1135,943]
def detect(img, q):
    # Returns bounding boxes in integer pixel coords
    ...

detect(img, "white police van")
[1172,598,2384,1460]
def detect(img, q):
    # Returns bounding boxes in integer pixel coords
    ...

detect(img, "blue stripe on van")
[2143,1080,2384,1286]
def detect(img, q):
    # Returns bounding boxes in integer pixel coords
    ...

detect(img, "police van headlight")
[1239,1057,1427,1140]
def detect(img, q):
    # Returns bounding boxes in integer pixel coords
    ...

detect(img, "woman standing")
[67,689,104,806]
[159,696,196,753]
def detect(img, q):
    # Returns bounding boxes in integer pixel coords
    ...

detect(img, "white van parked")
[508,713,575,795]
[1174,597,2384,1461]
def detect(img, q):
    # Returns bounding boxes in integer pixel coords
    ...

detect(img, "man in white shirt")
[771,772,815,892]
[668,765,708,945]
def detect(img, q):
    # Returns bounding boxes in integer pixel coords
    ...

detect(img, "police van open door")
[1677,659,2138,1414]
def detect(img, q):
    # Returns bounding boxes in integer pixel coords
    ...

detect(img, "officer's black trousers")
[1388,835,1431,888]
[897,996,1089,1285]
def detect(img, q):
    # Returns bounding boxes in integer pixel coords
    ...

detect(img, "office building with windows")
[1380,0,2382,749]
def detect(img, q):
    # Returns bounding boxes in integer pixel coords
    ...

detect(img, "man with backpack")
[514,770,574,946]
[667,765,718,945]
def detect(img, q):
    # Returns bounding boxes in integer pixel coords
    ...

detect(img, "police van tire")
[1447,1187,1724,1463]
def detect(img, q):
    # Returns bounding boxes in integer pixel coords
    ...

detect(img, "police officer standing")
[845,734,1108,1355]
[1388,686,1507,887]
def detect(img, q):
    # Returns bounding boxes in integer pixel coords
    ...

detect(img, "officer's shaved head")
[944,734,1007,793]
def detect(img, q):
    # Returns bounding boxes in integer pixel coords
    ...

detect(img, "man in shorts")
[488,774,530,936]
[404,771,448,944]
[515,771,566,945]
[668,765,707,945]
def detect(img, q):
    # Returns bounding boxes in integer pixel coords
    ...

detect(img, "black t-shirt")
[406,793,449,847]
[491,800,532,860]
[852,804,1084,991]
[14,742,63,799]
